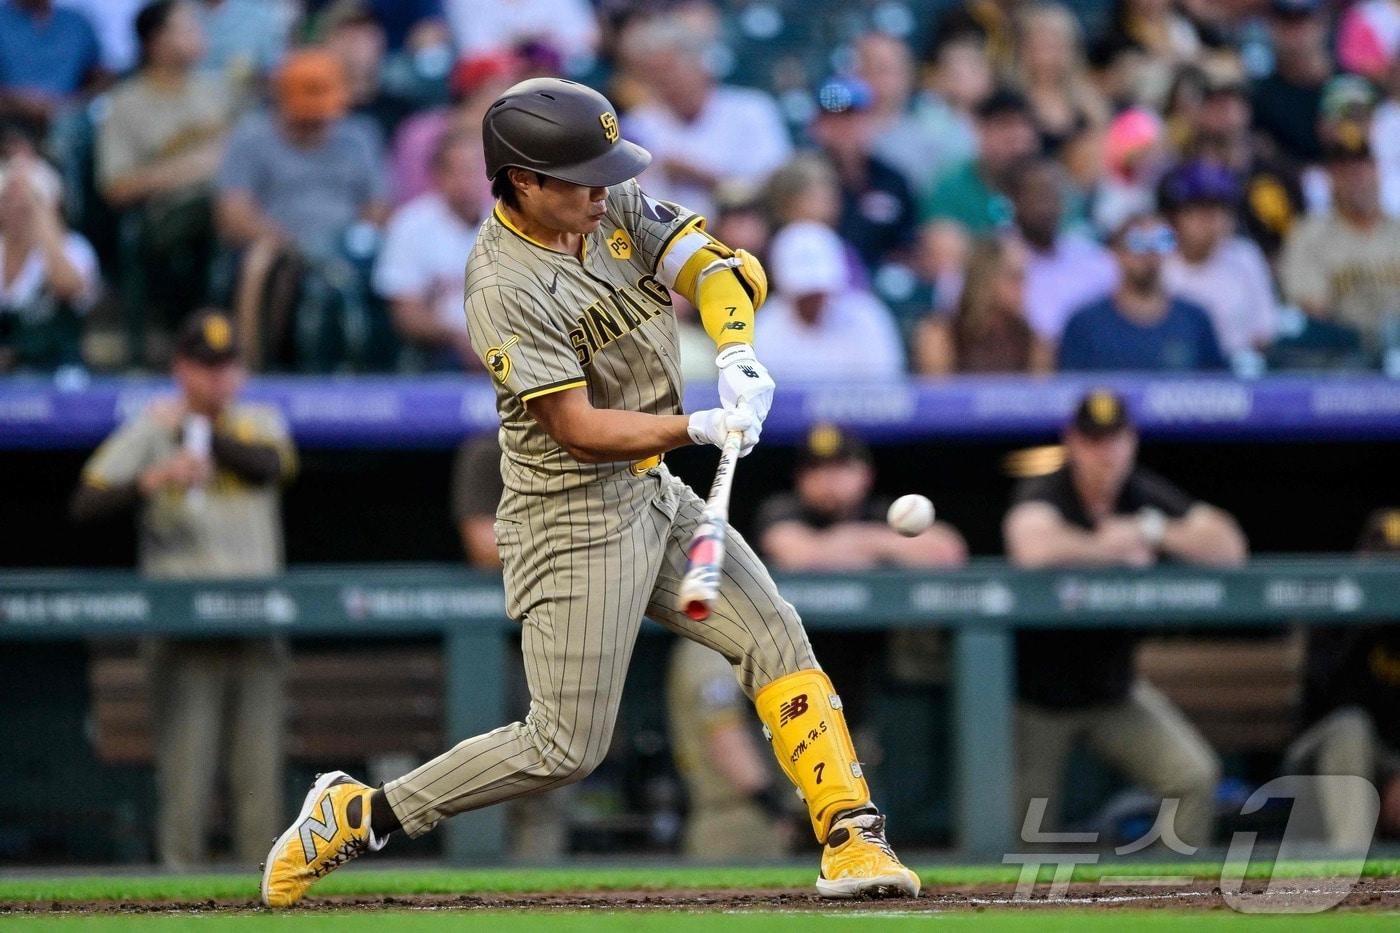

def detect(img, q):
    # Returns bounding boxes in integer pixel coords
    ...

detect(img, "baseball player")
[263,78,920,906]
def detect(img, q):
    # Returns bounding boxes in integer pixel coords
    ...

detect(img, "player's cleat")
[816,807,922,898]
[260,770,386,908]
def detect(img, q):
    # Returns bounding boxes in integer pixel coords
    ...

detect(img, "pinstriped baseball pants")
[383,466,818,837]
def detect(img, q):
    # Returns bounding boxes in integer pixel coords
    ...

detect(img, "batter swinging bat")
[678,429,744,621]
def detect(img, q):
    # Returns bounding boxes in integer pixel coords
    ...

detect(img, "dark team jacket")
[1012,465,1195,709]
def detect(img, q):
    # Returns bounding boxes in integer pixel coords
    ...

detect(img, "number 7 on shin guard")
[755,668,870,842]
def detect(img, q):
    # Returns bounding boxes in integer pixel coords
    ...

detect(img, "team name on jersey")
[568,274,673,367]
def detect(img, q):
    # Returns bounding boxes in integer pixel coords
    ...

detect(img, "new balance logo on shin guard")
[779,694,809,725]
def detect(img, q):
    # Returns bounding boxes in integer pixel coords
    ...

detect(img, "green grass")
[3,910,1398,931]
[0,859,1396,904]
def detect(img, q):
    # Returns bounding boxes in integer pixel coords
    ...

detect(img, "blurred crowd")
[2,0,1400,377]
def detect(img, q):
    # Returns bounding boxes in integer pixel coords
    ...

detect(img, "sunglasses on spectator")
[1123,226,1176,256]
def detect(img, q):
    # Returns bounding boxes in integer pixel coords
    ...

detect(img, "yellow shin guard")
[754,669,870,842]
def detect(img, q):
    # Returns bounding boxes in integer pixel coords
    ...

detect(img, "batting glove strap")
[715,344,775,423]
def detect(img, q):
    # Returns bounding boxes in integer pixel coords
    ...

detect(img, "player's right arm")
[527,386,753,463]
[1004,501,1153,568]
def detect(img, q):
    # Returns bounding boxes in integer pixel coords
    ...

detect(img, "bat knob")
[684,600,711,621]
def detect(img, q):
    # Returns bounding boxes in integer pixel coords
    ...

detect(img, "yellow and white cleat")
[260,770,386,908]
[817,808,922,898]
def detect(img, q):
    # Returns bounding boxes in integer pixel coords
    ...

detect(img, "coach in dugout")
[70,310,296,867]
[1003,390,1246,849]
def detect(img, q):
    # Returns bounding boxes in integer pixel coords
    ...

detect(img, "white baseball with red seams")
[887,494,935,537]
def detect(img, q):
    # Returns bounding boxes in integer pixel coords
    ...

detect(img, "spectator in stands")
[323,4,411,136]
[931,0,1023,74]
[754,221,905,382]
[364,0,447,54]
[1059,213,1228,371]
[1160,160,1278,360]
[1004,389,1244,850]
[1012,2,1108,157]
[1251,0,1335,166]
[666,637,797,859]
[193,0,290,92]
[763,153,869,290]
[99,0,233,351]
[807,75,917,272]
[70,310,296,868]
[0,154,98,371]
[216,48,388,367]
[1092,106,1169,236]
[1289,507,1400,850]
[389,49,522,205]
[1279,127,1400,357]
[757,424,967,571]
[0,0,107,135]
[444,0,597,65]
[855,31,977,201]
[1090,0,1203,110]
[1372,41,1400,218]
[1189,76,1305,261]
[1009,156,1119,344]
[373,130,484,370]
[922,88,1038,235]
[620,14,790,222]
[914,235,1053,375]
[1338,0,1400,83]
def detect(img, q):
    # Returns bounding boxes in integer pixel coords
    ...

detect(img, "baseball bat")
[678,429,744,621]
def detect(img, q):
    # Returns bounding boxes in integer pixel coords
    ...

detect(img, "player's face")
[797,460,873,518]
[522,176,609,235]
[174,358,246,415]
[1066,428,1136,494]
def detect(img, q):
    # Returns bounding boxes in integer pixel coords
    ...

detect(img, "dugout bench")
[2,557,1398,860]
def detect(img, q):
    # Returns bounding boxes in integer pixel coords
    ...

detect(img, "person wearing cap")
[1160,159,1279,359]
[262,76,923,906]
[216,48,388,263]
[921,86,1039,235]
[0,154,100,372]
[617,13,791,222]
[754,220,907,382]
[1279,124,1400,355]
[1251,0,1336,165]
[1286,508,1400,850]
[1058,212,1228,372]
[1004,389,1246,850]
[70,310,297,867]
[807,74,918,272]
[372,129,486,370]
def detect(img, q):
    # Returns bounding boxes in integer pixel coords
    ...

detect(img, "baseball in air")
[887,494,935,537]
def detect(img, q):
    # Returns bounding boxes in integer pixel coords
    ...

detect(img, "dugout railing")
[2,557,1397,860]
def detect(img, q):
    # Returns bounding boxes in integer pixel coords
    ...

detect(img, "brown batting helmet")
[482,78,651,187]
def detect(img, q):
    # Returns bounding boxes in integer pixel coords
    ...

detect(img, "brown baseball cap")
[176,310,240,365]
[797,423,871,470]
[276,49,350,122]
[1071,389,1134,438]
[1358,508,1400,554]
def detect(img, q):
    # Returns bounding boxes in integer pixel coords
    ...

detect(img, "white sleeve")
[371,208,428,299]
[850,293,908,375]
[64,233,101,313]
[1236,239,1280,344]
[735,93,793,181]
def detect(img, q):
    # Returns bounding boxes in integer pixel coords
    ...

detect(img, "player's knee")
[1321,706,1377,747]
[535,732,609,786]
[1165,747,1221,799]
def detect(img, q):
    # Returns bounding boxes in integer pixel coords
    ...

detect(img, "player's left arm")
[211,407,298,486]
[1134,471,1248,566]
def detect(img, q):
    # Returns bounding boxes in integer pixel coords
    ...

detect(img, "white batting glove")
[687,405,760,457]
[715,345,775,424]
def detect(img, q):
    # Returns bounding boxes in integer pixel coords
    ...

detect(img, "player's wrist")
[715,344,760,369]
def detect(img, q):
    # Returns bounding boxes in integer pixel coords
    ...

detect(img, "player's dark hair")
[491,168,546,208]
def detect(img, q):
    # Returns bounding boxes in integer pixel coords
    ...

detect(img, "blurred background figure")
[0,154,98,372]
[913,235,1052,375]
[450,431,503,572]
[1251,0,1335,167]
[99,0,233,365]
[1058,213,1226,371]
[1159,160,1278,367]
[1012,2,1108,158]
[620,13,790,222]
[922,87,1039,235]
[1288,508,1400,850]
[754,220,905,382]
[1004,390,1245,851]
[1092,106,1168,235]
[1280,127,1400,362]
[807,75,916,274]
[70,310,296,867]
[755,424,966,573]
[193,0,292,95]
[216,47,388,371]
[0,0,108,137]
[666,638,795,860]
[1007,155,1118,346]
[373,129,484,371]
[444,0,597,68]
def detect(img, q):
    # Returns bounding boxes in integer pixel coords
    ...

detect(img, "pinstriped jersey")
[464,178,699,494]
